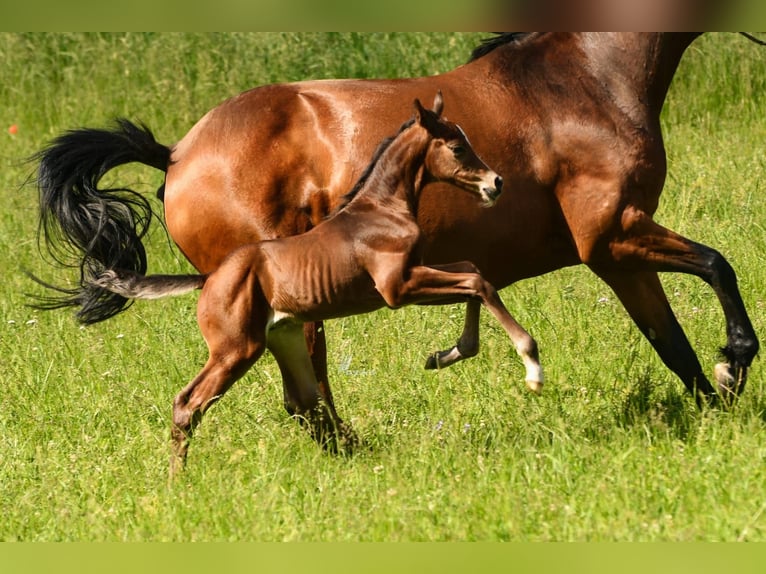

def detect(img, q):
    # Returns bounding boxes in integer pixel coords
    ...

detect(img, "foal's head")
[415,92,503,206]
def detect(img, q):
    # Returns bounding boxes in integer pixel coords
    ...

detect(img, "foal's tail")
[92,269,205,300]
[31,119,171,324]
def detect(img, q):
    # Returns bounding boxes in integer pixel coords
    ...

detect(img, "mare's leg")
[593,269,715,405]
[270,321,356,452]
[277,329,345,451]
[594,207,758,402]
[170,267,269,478]
[301,321,338,414]
[382,262,543,393]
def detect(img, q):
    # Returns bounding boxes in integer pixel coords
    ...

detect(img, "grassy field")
[1,33,765,542]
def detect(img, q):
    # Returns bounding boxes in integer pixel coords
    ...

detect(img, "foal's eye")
[451,145,466,157]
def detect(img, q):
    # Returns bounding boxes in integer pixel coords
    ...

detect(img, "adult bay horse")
[34,33,759,447]
[90,95,541,473]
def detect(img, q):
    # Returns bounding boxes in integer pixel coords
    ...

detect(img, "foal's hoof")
[425,346,465,370]
[525,379,543,395]
[168,453,187,484]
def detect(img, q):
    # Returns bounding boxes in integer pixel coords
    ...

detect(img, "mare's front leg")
[595,207,759,403]
[592,269,716,406]
[380,262,543,394]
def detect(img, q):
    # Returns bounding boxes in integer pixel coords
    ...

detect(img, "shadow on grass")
[614,368,766,440]
[614,373,698,442]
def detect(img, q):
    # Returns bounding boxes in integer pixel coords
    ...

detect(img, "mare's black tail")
[30,119,171,324]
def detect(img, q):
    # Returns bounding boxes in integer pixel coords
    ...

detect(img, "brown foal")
[93,94,543,475]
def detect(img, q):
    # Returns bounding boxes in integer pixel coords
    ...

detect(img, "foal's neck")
[351,127,430,213]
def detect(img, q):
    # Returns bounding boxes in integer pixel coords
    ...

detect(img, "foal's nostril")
[494,176,503,193]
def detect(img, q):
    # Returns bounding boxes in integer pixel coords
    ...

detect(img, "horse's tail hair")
[91,269,205,300]
[29,119,172,324]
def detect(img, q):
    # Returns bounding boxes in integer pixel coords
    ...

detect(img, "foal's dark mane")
[468,33,542,62]
[329,118,416,217]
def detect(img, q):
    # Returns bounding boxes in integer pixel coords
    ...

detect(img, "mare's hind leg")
[279,322,347,442]
[281,324,321,415]
[269,321,356,452]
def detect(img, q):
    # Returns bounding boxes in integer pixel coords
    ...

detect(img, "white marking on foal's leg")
[515,339,543,395]
[523,355,545,395]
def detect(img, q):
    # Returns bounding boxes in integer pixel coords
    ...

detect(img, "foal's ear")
[413,98,428,125]
[413,93,442,127]
[432,91,444,116]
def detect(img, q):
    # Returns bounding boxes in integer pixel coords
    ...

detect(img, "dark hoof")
[328,421,359,456]
[303,411,358,456]
[425,353,440,370]
[424,347,464,370]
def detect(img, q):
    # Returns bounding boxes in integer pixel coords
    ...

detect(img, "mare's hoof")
[525,380,543,395]
[713,362,747,406]
[714,361,735,388]
[336,422,359,455]
[312,418,359,456]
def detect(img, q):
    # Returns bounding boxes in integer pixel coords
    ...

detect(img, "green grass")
[1,33,765,541]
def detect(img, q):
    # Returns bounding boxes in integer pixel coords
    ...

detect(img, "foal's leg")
[170,346,265,478]
[384,263,543,393]
[170,264,268,478]
[424,264,482,369]
[596,207,759,402]
[425,299,481,369]
[468,276,544,394]
[268,321,355,452]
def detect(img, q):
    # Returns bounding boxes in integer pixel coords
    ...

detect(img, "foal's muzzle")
[482,175,503,206]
